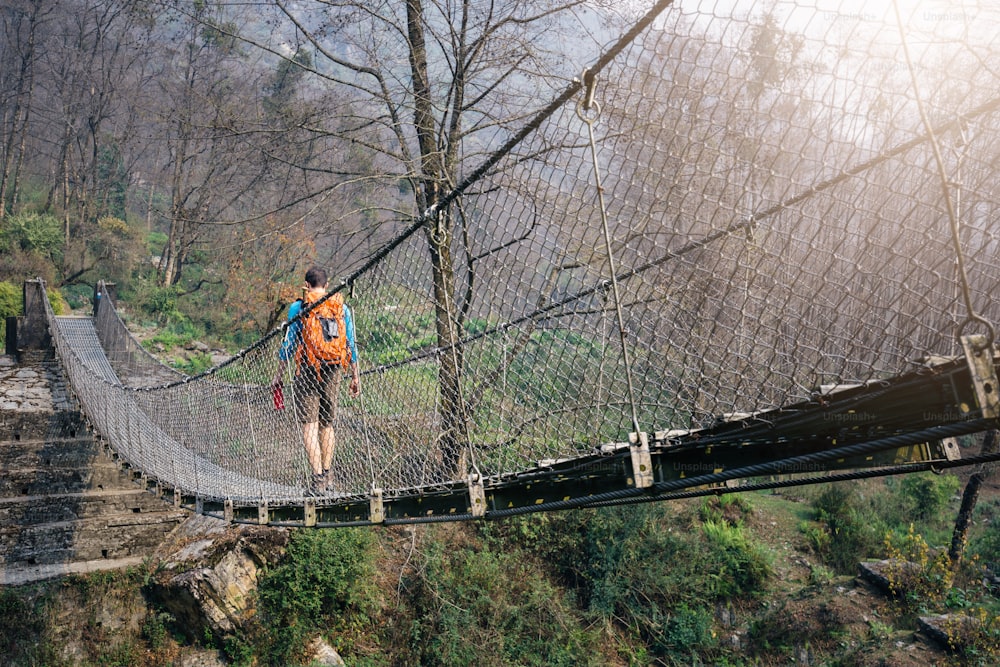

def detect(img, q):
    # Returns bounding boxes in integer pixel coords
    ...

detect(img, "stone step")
[0,359,74,413]
[0,488,177,524]
[0,510,187,564]
[0,436,111,468]
[0,409,87,441]
[0,464,143,497]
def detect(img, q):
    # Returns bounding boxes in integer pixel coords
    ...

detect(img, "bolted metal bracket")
[370,488,385,524]
[629,431,654,489]
[939,437,962,461]
[468,474,487,518]
[258,501,269,525]
[304,499,317,527]
[961,334,1000,419]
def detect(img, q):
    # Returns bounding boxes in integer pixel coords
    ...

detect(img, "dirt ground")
[731,485,997,667]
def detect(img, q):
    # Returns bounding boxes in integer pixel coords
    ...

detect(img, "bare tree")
[234,0,610,475]
[0,0,51,223]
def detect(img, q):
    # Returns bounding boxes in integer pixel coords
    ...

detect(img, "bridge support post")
[7,279,51,358]
[629,431,654,488]
[93,282,117,316]
[258,502,269,525]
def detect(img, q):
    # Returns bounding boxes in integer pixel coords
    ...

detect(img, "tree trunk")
[949,430,998,566]
[0,2,39,223]
[407,0,470,478]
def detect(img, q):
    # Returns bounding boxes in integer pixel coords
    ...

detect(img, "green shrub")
[406,539,602,666]
[47,288,67,315]
[61,284,95,310]
[898,472,960,521]
[145,285,182,322]
[654,603,717,658]
[0,281,22,343]
[970,498,1000,571]
[0,212,63,260]
[255,528,380,666]
[147,231,168,255]
[173,352,212,376]
[482,504,770,664]
[701,519,773,597]
[806,484,886,574]
[0,588,56,665]
[141,610,174,649]
[0,281,20,317]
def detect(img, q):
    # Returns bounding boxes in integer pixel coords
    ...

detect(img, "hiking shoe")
[308,473,326,495]
[319,468,337,494]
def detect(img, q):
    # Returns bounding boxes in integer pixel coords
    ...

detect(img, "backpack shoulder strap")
[288,298,303,321]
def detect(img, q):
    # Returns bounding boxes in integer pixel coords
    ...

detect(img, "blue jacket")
[278,298,358,365]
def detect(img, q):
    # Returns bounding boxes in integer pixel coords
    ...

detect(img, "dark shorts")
[294,364,343,426]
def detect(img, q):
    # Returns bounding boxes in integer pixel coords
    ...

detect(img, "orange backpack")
[297,291,349,376]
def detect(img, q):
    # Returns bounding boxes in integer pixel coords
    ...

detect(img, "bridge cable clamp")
[629,432,654,489]
[960,334,1000,420]
[468,473,487,518]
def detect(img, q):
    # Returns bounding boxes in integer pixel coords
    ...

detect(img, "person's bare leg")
[303,421,322,475]
[320,425,335,472]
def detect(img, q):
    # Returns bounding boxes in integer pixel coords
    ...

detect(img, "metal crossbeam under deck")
[201,354,994,527]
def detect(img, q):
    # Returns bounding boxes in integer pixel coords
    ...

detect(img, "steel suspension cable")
[893,0,994,346]
[582,450,1000,509]
[487,418,996,518]
[578,73,642,435]
[360,95,1000,383]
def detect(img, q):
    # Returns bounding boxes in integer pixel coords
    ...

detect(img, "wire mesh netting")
[45,1,1000,507]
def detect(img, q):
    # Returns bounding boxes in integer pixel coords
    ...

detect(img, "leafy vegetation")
[480,498,771,665]
[0,484,997,665]
[0,280,22,343]
[401,539,603,666]
[250,528,381,666]
[0,586,61,666]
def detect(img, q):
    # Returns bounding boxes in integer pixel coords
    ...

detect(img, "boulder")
[149,515,289,640]
[308,637,347,666]
[917,613,987,654]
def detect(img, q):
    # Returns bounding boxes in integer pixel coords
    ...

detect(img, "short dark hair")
[304,266,328,288]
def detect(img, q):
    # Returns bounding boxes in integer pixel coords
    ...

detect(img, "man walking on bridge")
[272,267,361,492]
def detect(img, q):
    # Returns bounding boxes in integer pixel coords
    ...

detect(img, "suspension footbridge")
[31,1,1000,527]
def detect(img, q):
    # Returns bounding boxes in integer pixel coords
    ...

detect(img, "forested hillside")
[0,0,627,346]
